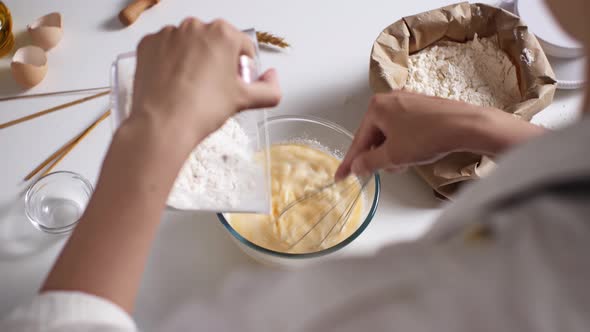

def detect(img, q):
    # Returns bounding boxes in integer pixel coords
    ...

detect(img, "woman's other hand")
[336,91,545,180]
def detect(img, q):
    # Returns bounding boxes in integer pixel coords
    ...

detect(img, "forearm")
[38,18,281,315]
[41,114,193,313]
[455,108,546,157]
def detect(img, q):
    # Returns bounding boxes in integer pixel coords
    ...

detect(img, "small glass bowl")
[25,171,93,234]
[218,115,381,268]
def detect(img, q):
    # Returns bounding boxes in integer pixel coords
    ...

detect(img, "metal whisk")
[276,175,370,251]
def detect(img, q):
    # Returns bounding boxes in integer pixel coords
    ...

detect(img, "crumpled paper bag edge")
[368,2,557,199]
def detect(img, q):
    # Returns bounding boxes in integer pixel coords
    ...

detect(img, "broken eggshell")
[11,46,48,89]
[27,12,63,51]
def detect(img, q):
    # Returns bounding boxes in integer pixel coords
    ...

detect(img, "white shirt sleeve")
[0,291,137,332]
[158,196,590,332]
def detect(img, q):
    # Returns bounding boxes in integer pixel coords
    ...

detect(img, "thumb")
[350,145,390,177]
[241,69,281,110]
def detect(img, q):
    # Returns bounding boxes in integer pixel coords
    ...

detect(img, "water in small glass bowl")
[25,171,93,234]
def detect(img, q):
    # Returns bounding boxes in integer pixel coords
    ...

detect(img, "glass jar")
[0,1,14,58]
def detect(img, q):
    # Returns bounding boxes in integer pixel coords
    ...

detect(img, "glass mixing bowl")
[217,115,381,267]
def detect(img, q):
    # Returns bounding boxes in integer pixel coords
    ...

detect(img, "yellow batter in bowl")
[228,144,364,254]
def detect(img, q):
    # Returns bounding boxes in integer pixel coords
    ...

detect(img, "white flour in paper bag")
[406,35,521,109]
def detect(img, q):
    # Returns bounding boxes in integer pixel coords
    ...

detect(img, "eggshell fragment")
[27,12,63,51]
[11,46,48,89]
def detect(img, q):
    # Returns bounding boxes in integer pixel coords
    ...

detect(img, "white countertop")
[0,0,584,330]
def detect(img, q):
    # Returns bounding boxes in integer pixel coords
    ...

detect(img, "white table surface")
[0,0,584,330]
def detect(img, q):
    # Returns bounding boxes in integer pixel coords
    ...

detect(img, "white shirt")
[3,116,590,332]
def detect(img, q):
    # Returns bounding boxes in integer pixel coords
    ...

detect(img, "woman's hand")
[130,18,281,150]
[335,91,545,180]
[41,19,280,313]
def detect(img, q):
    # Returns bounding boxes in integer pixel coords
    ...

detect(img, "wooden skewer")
[24,110,111,181]
[0,87,110,102]
[41,110,111,178]
[24,133,82,181]
[0,90,110,130]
